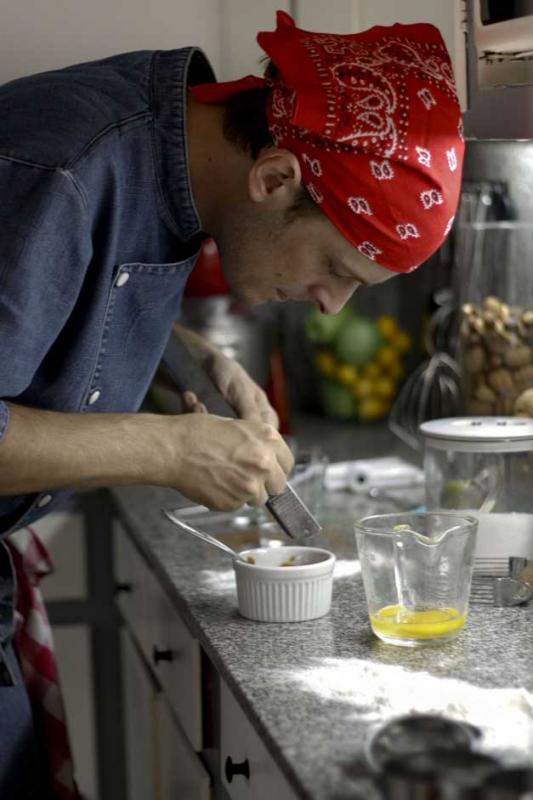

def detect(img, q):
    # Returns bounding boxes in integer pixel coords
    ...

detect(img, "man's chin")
[226,285,264,309]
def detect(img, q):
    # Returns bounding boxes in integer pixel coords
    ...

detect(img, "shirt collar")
[151,47,215,241]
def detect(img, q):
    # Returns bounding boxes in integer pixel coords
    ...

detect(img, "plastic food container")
[234,546,335,622]
[420,417,533,571]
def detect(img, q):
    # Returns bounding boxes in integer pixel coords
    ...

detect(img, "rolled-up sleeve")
[0,158,92,441]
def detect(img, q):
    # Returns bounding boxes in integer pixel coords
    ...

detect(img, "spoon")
[162,508,248,563]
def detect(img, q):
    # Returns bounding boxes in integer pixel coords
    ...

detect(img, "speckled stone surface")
[111,483,533,800]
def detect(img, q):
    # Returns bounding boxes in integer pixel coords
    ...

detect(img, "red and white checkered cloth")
[7,527,80,800]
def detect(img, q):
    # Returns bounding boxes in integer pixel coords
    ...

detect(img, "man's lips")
[275,288,324,311]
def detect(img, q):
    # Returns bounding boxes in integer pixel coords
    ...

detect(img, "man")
[0,10,464,797]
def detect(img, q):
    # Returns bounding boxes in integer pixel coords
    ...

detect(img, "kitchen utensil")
[289,447,328,519]
[509,557,533,585]
[470,575,533,607]
[162,508,248,562]
[162,332,322,542]
[389,304,462,452]
[355,512,478,647]
[234,546,335,622]
[365,714,480,773]
[421,417,533,574]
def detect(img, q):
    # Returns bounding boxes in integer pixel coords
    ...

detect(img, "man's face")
[215,202,394,314]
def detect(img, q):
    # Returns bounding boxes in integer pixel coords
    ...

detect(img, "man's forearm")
[0,402,177,495]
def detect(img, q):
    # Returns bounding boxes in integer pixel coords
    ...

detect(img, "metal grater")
[162,333,323,542]
[266,484,322,541]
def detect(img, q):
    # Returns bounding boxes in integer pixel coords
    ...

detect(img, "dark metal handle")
[152,645,173,665]
[162,333,236,418]
[225,756,250,783]
[114,582,132,595]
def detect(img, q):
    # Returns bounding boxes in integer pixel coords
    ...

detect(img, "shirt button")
[88,390,101,405]
[116,272,130,287]
[38,494,52,508]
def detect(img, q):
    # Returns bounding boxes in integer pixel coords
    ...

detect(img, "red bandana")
[192,11,464,273]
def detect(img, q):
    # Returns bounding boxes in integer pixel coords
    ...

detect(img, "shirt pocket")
[82,257,196,412]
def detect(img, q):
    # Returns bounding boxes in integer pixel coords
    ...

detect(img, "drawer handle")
[152,645,173,665]
[225,756,250,783]
[114,582,132,595]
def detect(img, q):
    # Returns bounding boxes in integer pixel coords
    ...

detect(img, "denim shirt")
[0,47,214,537]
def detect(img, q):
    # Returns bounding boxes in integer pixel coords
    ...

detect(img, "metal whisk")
[389,302,462,451]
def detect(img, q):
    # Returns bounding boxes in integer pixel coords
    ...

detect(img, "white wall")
[0,0,222,84]
[218,0,289,80]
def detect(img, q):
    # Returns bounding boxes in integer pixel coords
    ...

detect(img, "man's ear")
[248,148,302,209]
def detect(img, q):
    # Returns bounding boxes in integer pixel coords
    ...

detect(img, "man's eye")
[327,262,343,279]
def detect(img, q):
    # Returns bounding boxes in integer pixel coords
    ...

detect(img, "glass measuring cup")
[355,512,478,646]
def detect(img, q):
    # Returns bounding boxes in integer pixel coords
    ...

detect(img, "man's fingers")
[182,391,207,414]
[264,462,289,497]
[274,436,295,477]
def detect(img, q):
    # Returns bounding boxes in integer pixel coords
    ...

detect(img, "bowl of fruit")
[305,306,412,422]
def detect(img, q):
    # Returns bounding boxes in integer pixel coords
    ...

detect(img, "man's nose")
[310,283,358,315]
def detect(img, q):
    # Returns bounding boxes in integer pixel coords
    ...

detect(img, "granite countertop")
[110,472,533,800]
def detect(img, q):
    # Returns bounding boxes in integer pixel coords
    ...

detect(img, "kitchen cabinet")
[114,520,203,750]
[220,678,298,800]
[114,518,297,799]
[145,566,203,750]
[121,630,158,800]
[120,612,210,800]
[156,693,210,800]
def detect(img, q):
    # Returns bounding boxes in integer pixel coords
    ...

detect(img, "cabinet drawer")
[220,678,298,800]
[113,521,151,655]
[121,630,158,800]
[145,570,203,751]
[114,520,202,751]
[156,694,210,800]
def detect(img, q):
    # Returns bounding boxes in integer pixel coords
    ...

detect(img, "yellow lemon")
[354,377,374,400]
[362,361,381,379]
[315,350,336,377]
[358,397,389,420]
[335,363,359,387]
[377,315,398,340]
[376,345,398,369]
[392,330,412,353]
[374,376,396,400]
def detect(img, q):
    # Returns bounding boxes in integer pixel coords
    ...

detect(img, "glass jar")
[454,222,533,417]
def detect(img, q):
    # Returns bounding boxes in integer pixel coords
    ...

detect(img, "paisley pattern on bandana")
[192,11,464,273]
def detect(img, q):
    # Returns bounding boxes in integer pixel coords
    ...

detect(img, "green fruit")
[320,378,357,419]
[333,316,383,367]
[305,305,352,344]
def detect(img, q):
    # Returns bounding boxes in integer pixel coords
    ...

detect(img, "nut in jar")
[460,296,533,417]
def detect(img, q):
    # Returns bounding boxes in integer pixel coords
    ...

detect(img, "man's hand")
[175,323,279,429]
[159,415,293,510]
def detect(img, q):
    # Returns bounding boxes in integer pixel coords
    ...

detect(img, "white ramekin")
[234,546,335,622]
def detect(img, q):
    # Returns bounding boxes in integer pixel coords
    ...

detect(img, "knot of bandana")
[192,11,464,273]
